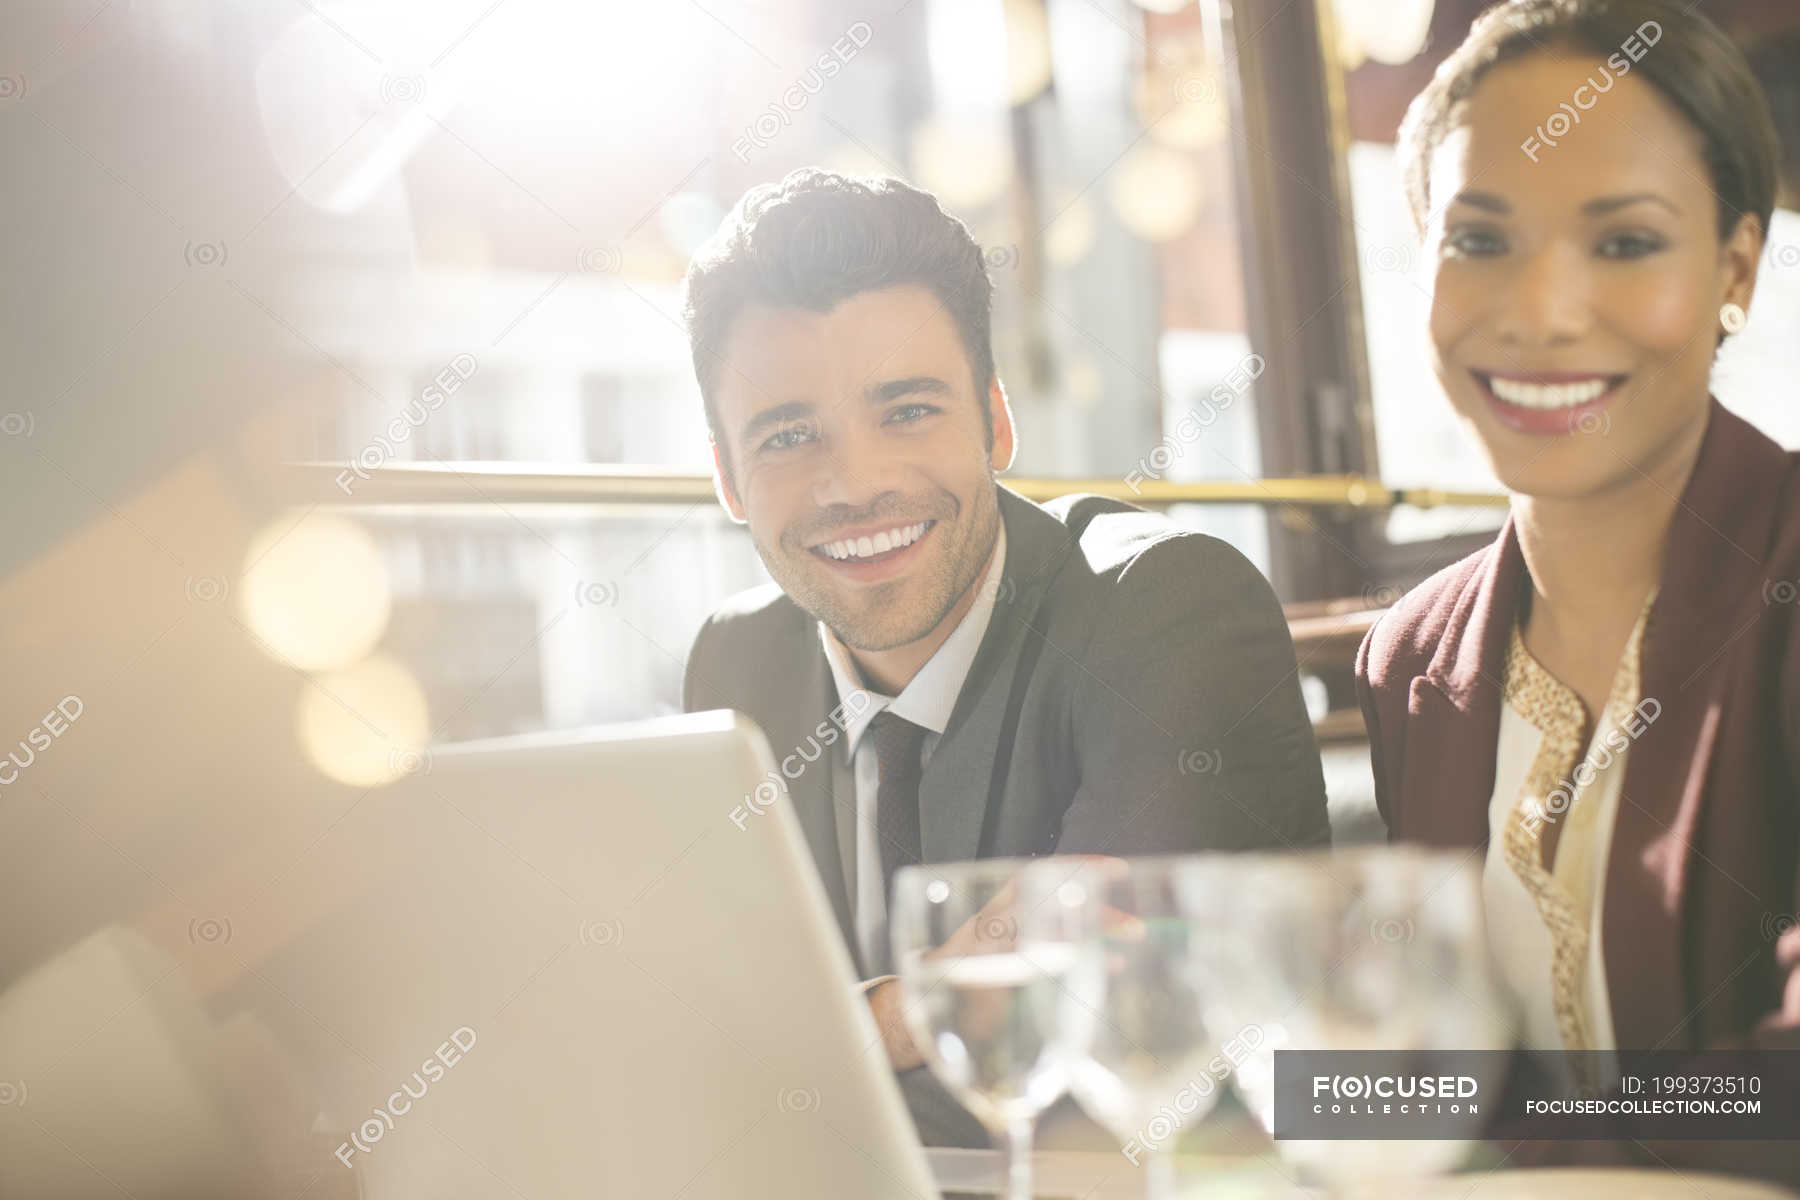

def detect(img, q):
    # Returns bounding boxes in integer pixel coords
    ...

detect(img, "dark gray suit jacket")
[683,485,1329,1143]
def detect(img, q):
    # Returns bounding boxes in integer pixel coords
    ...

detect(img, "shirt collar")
[818,522,1008,756]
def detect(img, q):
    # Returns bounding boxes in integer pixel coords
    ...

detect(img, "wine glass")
[1017,855,1234,1200]
[890,859,1079,1200]
[1194,846,1515,1190]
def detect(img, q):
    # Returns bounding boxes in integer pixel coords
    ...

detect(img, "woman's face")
[1423,53,1762,500]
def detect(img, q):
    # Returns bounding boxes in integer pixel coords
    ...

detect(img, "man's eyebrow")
[1581,192,1680,217]
[866,376,951,403]
[1446,190,1509,214]
[739,400,814,446]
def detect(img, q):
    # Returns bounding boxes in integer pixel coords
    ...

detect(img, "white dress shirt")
[818,525,1007,976]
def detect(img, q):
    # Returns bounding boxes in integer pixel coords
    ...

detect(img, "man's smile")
[806,519,938,582]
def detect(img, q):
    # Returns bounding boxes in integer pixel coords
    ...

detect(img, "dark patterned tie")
[870,710,928,900]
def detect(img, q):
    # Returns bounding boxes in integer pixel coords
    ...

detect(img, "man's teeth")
[819,521,930,561]
[1487,375,1614,410]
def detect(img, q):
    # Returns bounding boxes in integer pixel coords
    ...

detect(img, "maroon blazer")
[1356,400,1800,1184]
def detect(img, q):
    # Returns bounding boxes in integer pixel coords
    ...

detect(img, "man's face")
[710,285,1014,652]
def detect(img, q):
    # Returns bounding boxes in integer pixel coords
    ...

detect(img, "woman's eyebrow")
[1441,191,1683,218]
[1446,190,1510,214]
[1580,192,1682,217]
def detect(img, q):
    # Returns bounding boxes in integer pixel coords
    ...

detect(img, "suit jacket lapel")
[1606,400,1787,1049]
[918,486,1079,864]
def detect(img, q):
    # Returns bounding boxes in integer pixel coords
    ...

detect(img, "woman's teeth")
[1486,375,1614,410]
[818,521,931,561]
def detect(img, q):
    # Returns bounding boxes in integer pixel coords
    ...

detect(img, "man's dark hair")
[682,170,996,479]
[1397,0,1780,241]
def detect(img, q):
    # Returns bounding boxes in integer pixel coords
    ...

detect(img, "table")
[924,1149,1800,1198]
[926,1147,1294,1197]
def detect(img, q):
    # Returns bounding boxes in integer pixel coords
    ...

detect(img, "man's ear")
[987,377,1017,473]
[709,441,747,523]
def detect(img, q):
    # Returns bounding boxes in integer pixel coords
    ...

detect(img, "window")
[261,0,1305,735]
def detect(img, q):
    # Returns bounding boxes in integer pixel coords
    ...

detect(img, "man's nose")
[808,420,894,510]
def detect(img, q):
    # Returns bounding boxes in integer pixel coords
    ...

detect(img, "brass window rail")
[290,462,1506,510]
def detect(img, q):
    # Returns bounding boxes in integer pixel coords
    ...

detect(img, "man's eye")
[885,403,938,424]
[1442,226,1507,258]
[1597,231,1667,260]
[761,425,816,452]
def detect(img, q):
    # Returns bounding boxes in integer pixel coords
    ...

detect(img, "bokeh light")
[240,513,392,672]
[1139,41,1229,151]
[911,118,1013,209]
[1110,145,1205,242]
[1335,0,1436,65]
[296,653,431,788]
[1005,0,1054,104]
[1064,357,1104,410]
[1044,194,1097,265]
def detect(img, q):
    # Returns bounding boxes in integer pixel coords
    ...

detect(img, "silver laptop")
[0,711,938,1199]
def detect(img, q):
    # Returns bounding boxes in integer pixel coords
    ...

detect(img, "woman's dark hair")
[1744,31,1800,209]
[1397,0,1781,241]
[682,169,995,474]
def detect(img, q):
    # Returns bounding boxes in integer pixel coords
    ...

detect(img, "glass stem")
[1144,1147,1177,1200]
[1001,1115,1034,1200]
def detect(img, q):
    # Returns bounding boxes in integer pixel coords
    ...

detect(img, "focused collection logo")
[1309,1073,1481,1116]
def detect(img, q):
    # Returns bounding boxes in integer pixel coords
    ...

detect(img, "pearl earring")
[1721,301,1748,334]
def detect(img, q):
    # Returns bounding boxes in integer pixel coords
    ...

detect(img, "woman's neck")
[1512,405,1710,648]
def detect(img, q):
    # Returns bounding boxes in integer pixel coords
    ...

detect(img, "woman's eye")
[1596,231,1667,260]
[1442,226,1507,258]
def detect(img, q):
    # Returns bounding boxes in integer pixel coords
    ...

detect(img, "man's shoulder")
[702,580,805,628]
[1033,492,1272,602]
[691,581,812,653]
[683,582,814,711]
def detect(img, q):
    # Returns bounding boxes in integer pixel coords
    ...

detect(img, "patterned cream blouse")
[1482,592,1657,1086]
